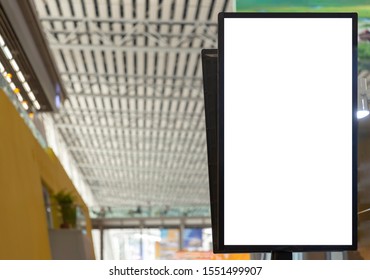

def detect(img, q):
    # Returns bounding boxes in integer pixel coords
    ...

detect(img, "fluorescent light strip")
[22,102,29,110]
[28,91,36,101]
[33,100,41,110]
[22,82,31,92]
[16,71,25,82]
[0,33,42,111]
[9,59,19,72]
[16,93,23,102]
[2,46,12,60]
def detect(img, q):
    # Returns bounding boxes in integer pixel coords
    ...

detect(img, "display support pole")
[271,251,293,260]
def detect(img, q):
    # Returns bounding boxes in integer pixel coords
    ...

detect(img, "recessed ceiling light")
[33,100,41,110]
[28,91,36,101]
[16,93,23,102]
[2,46,12,60]
[16,71,25,82]
[22,82,31,92]
[9,59,19,72]
[21,101,29,110]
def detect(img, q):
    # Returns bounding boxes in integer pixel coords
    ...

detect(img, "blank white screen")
[223,17,353,246]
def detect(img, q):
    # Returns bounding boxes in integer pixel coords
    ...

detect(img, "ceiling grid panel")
[32,0,233,206]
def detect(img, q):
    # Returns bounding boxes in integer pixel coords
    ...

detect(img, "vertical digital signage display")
[218,13,357,252]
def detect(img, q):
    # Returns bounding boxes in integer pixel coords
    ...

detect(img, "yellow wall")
[0,90,94,259]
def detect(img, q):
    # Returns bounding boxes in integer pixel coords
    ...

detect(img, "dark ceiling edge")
[23,0,67,100]
[0,0,68,110]
[22,0,68,103]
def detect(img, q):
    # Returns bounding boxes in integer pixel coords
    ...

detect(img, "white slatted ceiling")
[32,0,232,206]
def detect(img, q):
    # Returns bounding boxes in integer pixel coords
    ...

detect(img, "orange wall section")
[0,90,94,259]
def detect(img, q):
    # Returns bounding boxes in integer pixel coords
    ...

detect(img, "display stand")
[271,251,293,260]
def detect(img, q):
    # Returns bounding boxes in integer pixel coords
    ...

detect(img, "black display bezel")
[218,12,358,253]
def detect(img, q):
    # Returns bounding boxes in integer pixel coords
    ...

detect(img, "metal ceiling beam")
[80,158,206,167]
[63,80,202,89]
[60,72,203,81]
[78,163,206,173]
[49,43,206,53]
[59,108,202,115]
[46,29,214,40]
[62,136,205,147]
[90,217,212,229]
[68,146,206,156]
[39,16,217,26]
[86,176,207,185]
[81,167,206,177]
[56,123,205,132]
[54,129,205,140]
[57,110,202,119]
[77,153,206,164]
[66,93,202,101]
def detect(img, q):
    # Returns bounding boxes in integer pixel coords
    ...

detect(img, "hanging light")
[358,78,370,119]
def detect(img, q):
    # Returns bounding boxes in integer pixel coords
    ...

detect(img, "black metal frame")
[217,12,358,253]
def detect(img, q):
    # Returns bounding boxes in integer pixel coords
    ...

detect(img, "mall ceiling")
[31,0,233,207]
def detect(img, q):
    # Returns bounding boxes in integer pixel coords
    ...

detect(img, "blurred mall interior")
[0,0,370,260]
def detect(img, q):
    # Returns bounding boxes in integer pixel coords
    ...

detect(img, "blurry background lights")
[1,32,41,112]
[33,100,40,110]
[21,101,29,110]
[358,78,370,119]
[16,93,23,102]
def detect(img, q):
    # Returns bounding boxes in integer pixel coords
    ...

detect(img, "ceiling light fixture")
[9,59,19,72]
[33,100,40,110]
[2,46,12,60]
[28,91,36,101]
[0,35,4,47]
[16,93,23,102]
[22,82,31,92]
[1,32,41,111]
[9,82,16,91]
[21,101,29,110]
[16,71,25,82]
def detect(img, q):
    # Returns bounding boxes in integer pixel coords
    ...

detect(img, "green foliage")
[54,190,75,205]
[359,42,370,60]
[53,190,77,228]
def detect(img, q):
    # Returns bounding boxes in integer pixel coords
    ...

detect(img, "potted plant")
[53,190,77,229]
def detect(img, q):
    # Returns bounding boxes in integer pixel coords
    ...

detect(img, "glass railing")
[0,74,47,148]
[89,205,211,219]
